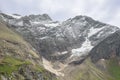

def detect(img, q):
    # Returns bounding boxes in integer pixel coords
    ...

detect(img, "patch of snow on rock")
[8,14,22,19]
[71,38,93,57]
[44,22,59,27]
[61,51,68,55]
[16,21,23,26]
[88,27,104,37]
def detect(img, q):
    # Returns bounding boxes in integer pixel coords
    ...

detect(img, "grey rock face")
[22,14,52,22]
[0,13,119,63]
[90,30,120,63]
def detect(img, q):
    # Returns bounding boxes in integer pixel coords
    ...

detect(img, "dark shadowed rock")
[90,30,120,63]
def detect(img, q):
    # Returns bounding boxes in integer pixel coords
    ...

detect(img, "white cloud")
[109,9,120,27]
[0,0,120,27]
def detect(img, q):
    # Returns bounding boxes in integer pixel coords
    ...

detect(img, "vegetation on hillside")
[0,22,57,80]
[107,58,120,80]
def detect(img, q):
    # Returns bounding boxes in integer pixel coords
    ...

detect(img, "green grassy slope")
[59,58,114,80]
[107,58,120,80]
[0,22,57,80]
[0,22,39,58]
[74,58,114,80]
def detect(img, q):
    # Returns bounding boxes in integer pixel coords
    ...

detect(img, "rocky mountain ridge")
[0,13,119,63]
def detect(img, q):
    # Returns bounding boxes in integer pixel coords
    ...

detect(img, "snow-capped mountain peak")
[0,13,119,64]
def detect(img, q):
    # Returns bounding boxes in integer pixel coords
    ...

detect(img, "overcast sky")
[0,0,120,27]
